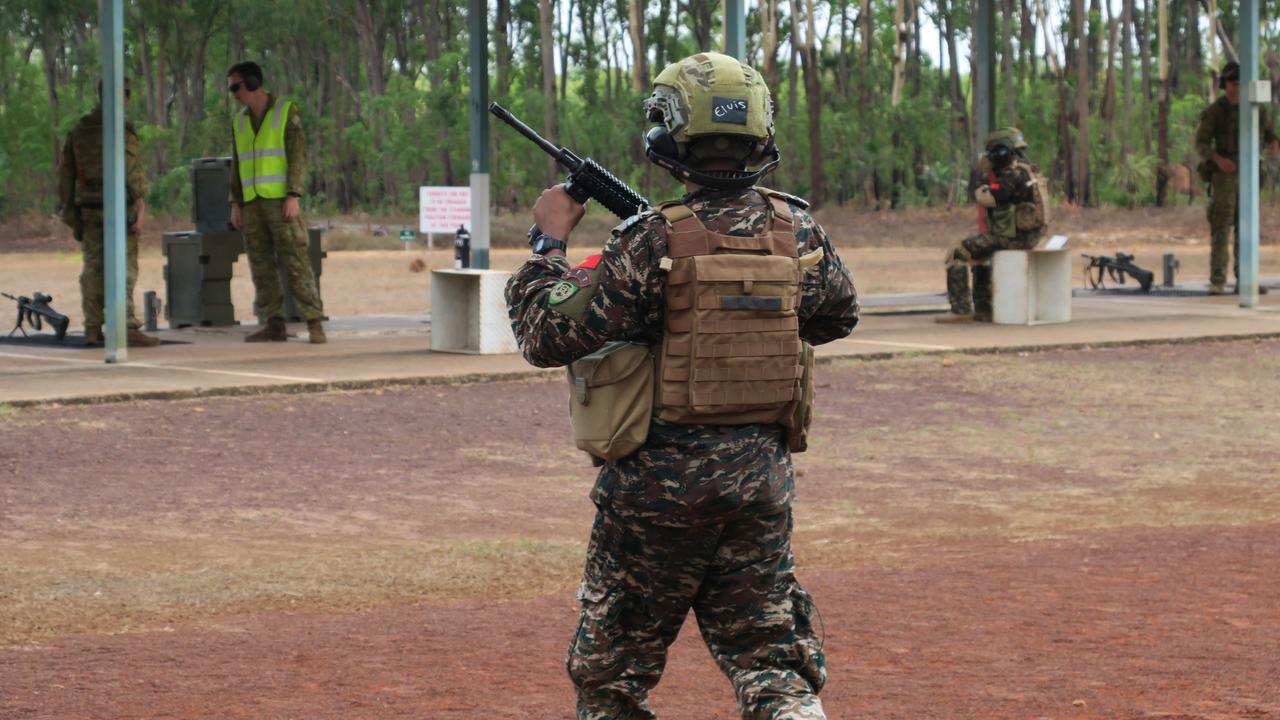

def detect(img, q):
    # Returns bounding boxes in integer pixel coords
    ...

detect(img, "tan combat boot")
[127,328,161,347]
[245,316,288,342]
[83,326,104,346]
[307,319,327,344]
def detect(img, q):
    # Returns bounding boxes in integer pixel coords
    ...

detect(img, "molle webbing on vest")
[656,189,804,425]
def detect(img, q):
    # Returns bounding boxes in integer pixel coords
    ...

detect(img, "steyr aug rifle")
[488,103,651,241]
[2,291,70,341]
[1081,253,1155,292]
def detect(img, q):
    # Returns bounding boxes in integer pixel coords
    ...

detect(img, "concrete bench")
[430,268,518,354]
[992,236,1072,325]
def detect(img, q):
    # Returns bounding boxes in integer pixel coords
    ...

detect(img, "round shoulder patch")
[547,280,580,305]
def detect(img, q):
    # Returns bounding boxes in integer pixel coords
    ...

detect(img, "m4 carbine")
[3,291,70,341]
[1081,253,1154,292]
[488,103,650,241]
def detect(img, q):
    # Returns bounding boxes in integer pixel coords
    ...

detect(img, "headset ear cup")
[244,74,261,92]
[644,126,680,163]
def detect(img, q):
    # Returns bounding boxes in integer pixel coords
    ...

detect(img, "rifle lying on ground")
[3,291,70,341]
[1081,253,1155,292]
[488,103,651,241]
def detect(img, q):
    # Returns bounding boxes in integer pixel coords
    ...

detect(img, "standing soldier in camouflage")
[1195,61,1280,294]
[226,61,326,342]
[938,127,1049,322]
[506,52,858,719]
[57,79,160,347]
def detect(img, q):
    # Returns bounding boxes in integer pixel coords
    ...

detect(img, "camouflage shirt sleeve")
[1195,102,1218,161]
[286,102,306,197]
[125,122,147,204]
[792,208,859,345]
[506,216,664,368]
[57,133,75,211]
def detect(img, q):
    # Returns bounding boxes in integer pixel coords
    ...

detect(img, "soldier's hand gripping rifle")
[488,103,651,242]
[1081,253,1155,292]
[2,291,70,341]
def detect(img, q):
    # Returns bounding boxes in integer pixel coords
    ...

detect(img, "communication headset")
[643,124,780,190]
[986,143,1014,170]
[243,71,262,92]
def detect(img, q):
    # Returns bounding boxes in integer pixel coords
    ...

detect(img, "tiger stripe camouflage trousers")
[567,505,827,720]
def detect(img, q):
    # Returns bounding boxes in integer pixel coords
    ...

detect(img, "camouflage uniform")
[57,106,148,330]
[946,161,1040,316]
[1195,95,1278,288]
[507,187,859,720]
[229,94,324,322]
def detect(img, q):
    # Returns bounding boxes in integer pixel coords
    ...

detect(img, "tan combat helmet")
[985,126,1028,152]
[642,52,780,189]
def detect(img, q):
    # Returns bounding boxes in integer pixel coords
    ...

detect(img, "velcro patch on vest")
[711,97,749,125]
[547,281,580,305]
[720,295,783,311]
[577,254,603,270]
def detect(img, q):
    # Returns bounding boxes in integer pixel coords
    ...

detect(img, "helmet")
[1220,61,1240,89]
[985,126,1027,152]
[642,52,780,189]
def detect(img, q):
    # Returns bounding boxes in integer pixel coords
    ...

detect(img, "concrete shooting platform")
[1,285,1278,407]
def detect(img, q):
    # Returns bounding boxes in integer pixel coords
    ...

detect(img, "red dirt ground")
[2,339,1279,719]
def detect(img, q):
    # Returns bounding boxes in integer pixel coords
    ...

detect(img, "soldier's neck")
[246,92,270,119]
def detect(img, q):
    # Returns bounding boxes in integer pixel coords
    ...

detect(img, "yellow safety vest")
[233,99,292,202]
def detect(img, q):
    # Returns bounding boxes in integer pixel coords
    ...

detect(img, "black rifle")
[1082,253,1155,292]
[3,291,70,341]
[488,103,650,241]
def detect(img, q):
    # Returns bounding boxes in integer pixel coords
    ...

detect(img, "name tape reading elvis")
[711,97,749,125]
[420,186,472,234]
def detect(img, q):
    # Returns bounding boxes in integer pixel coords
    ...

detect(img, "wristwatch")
[531,233,567,255]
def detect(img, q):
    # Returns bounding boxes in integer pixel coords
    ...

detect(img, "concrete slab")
[1,293,1278,407]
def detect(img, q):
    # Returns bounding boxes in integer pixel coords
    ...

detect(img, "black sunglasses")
[228,81,243,93]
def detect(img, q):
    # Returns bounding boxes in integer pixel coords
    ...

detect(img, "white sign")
[420,186,472,234]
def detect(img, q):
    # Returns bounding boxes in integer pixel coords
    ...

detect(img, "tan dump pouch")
[566,342,655,462]
[1014,164,1050,232]
[783,341,816,453]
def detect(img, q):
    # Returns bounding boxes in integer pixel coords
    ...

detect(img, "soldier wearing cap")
[505,52,858,719]
[57,79,160,347]
[938,127,1048,322]
[1194,60,1280,294]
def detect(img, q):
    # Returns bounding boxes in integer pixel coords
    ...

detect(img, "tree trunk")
[762,0,780,92]
[1156,0,1170,205]
[496,0,513,98]
[800,0,825,206]
[939,0,972,158]
[1140,0,1152,153]
[539,0,559,183]
[1075,0,1090,206]
[860,0,872,104]
[629,0,648,91]
[891,0,907,106]
[1122,0,1134,154]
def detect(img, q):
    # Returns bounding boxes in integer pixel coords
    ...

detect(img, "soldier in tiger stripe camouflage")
[506,52,858,720]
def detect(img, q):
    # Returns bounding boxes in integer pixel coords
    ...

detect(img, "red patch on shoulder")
[577,254,603,269]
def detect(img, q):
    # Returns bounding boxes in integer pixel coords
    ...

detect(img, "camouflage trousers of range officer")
[78,208,141,330]
[241,198,324,322]
[569,506,826,720]
[1207,171,1242,288]
[945,232,1036,315]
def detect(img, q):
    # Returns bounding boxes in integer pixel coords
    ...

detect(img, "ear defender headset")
[243,71,262,92]
[986,142,1015,170]
[642,122,781,190]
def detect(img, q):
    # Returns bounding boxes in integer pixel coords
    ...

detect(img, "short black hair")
[227,61,264,84]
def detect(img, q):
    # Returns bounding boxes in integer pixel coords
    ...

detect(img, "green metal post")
[1238,0,1261,306]
[100,0,127,362]
[469,0,491,270]
[974,0,997,158]
[724,0,746,60]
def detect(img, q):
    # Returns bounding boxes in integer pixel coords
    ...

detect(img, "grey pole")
[973,0,997,157]
[100,0,127,362]
[1238,0,1261,307]
[724,0,746,60]
[469,0,491,270]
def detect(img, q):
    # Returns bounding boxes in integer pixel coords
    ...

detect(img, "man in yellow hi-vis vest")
[227,61,326,343]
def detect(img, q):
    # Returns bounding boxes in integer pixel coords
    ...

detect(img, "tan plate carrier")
[655,189,811,430]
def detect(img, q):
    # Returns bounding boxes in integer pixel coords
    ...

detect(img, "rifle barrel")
[488,103,579,171]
